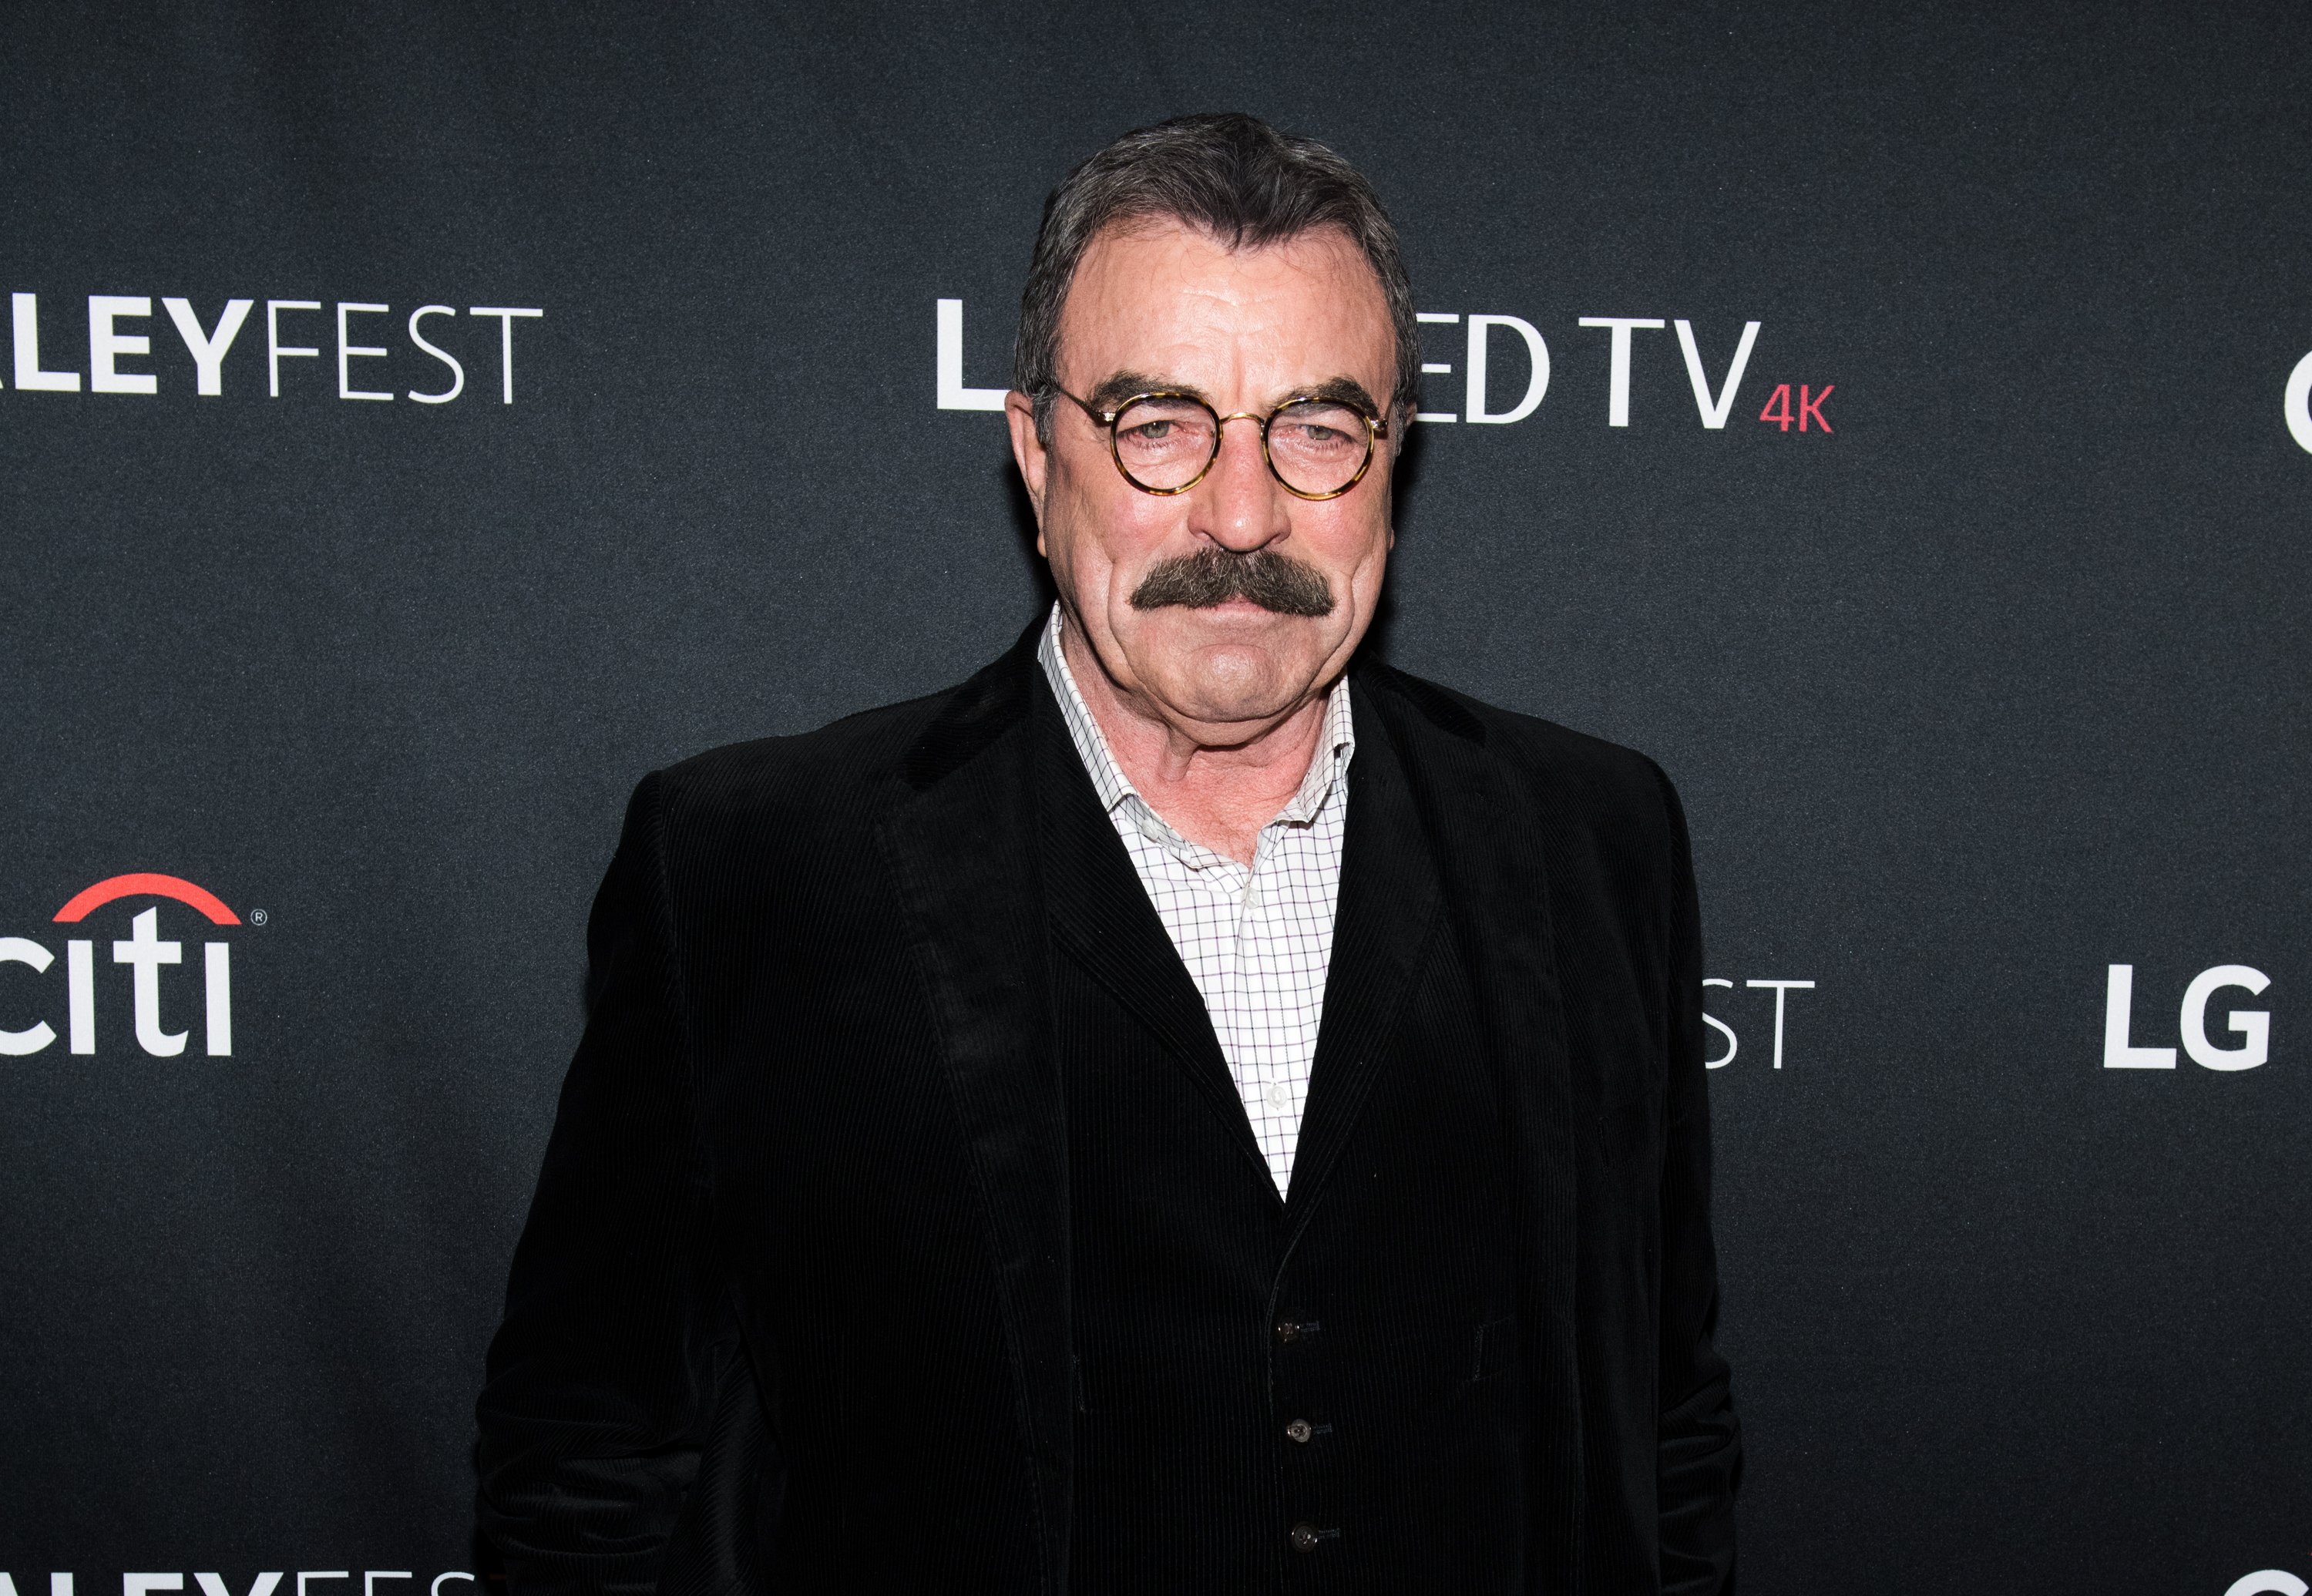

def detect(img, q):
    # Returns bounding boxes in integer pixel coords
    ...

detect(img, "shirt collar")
[1037,602,1356,835]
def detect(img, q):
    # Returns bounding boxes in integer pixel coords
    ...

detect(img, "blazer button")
[1289,1524,1322,1552]
[1285,1418,1313,1443]
[1275,1319,1312,1344]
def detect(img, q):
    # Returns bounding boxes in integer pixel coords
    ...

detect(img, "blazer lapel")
[1282,677,1447,1216]
[1033,679,1271,1180]
[874,633,1072,1588]
[1355,665,1588,1594]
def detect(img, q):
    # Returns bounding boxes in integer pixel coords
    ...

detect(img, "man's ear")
[1004,390,1048,552]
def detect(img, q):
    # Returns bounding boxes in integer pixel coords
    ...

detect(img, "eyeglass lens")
[1111,396,1371,496]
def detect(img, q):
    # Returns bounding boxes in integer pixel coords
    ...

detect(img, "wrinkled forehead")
[1055,217,1396,393]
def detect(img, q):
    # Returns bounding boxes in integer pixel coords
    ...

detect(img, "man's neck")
[1060,617,1329,868]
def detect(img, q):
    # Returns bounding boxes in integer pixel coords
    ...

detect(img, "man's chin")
[1144,654,1321,733]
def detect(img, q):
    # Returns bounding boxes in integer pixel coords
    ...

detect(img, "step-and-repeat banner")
[3,3,2305,1592]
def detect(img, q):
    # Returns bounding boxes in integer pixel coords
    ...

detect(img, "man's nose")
[1191,413,1290,551]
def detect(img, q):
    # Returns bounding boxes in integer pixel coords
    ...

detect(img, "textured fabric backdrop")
[2,4,2305,1591]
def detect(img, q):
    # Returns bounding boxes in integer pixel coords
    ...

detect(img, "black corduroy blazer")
[476,623,1741,1594]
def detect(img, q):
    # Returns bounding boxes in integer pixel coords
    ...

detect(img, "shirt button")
[1289,1523,1323,1553]
[1263,1082,1292,1110]
[1285,1418,1313,1443]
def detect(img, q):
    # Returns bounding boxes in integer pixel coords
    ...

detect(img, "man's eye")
[1127,420,1175,442]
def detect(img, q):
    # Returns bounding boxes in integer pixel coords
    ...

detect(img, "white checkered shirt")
[1040,604,1354,1197]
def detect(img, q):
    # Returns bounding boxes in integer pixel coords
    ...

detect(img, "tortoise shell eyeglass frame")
[1045,386,1391,502]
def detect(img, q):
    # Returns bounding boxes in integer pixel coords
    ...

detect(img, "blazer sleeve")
[477,771,726,1594]
[1652,764,1743,1594]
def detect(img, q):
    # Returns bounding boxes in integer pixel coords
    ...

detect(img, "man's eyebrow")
[1085,371,1201,410]
[1084,372,1384,415]
[1299,376,1383,415]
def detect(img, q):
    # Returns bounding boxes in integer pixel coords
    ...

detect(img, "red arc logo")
[53,872,239,926]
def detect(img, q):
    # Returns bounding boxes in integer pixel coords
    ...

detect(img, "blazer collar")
[1033,670,1266,1179]
[875,622,1073,1589]
[1282,674,1446,1216]
[1033,644,1453,1219]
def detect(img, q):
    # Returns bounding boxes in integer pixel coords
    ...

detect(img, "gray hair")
[1013,113,1421,442]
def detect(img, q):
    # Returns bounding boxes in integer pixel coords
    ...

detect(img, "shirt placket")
[1238,826,1293,1166]
[1205,851,1250,1050]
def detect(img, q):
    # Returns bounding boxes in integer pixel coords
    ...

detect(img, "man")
[478,113,1739,1594]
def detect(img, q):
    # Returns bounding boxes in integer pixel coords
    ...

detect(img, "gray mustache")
[1128,548,1336,617]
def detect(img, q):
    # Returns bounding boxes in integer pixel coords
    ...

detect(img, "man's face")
[1007,219,1398,738]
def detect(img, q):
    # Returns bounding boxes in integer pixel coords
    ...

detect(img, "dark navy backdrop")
[3,4,2306,1591]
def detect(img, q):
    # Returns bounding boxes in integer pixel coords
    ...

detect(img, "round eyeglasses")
[1054,388,1389,500]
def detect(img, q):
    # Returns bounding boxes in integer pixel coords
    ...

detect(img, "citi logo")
[936,297,1835,435]
[0,873,244,1059]
[2102,963,2273,1071]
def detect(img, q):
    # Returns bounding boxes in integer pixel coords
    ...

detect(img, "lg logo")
[937,298,1833,433]
[2102,963,2273,1071]
[0,874,244,1059]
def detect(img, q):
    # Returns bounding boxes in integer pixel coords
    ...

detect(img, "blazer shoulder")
[642,629,1041,838]
[652,684,956,818]
[1350,657,1683,906]
[1359,652,1674,814]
